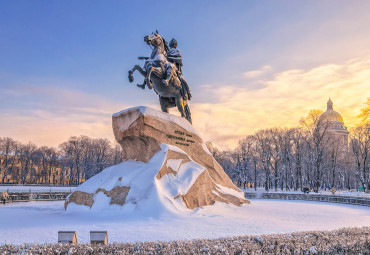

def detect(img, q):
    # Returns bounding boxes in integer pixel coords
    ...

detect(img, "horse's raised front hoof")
[128,71,134,83]
[137,84,145,90]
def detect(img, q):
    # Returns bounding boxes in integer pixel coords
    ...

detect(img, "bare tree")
[290,128,304,191]
[358,98,370,124]
[267,128,284,191]
[93,138,111,175]
[0,137,18,183]
[300,109,333,192]
[350,124,370,191]
[280,128,295,191]
[38,146,59,184]
[18,143,38,184]
[212,148,236,178]
[234,136,255,188]
[59,136,84,185]
[112,144,124,165]
[254,129,272,191]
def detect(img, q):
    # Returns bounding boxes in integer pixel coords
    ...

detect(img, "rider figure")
[166,39,182,72]
[163,39,192,100]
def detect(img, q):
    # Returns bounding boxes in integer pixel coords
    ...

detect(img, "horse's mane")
[160,36,170,54]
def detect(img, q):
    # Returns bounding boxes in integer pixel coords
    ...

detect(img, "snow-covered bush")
[0,227,369,254]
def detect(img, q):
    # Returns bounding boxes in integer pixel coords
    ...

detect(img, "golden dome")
[320,98,344,122]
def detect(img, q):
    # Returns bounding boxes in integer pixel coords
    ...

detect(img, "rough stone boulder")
[65,107,249,211]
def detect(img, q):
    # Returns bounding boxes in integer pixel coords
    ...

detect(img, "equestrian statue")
[128,31,192,123]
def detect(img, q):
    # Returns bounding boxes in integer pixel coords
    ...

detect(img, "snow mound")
[66,144,246,214]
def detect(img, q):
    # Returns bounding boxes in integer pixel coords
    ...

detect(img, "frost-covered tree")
[350,124,369,191]
[18,143,38,184]
[254,129,272,191]
[358,97,370,124]
[300,109,334,192]
[233,136,255,188]
[0,137,18,184]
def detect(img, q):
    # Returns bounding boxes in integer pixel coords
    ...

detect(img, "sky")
[0,1,370,150]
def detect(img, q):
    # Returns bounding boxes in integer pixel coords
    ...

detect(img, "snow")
[166,159,183,172]
[71,149,165,196]
[66,144,232,213]
[0,199,369,244]
[4,143,368,245]
[202,142,212,155]
[309,246,317,252]
[167,160,205,195]
[216,184,245,199]
[67,146,172,214]
[158,160,205,199]
[112,106,200,137]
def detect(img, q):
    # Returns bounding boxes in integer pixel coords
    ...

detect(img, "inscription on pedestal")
[167,130,195,147]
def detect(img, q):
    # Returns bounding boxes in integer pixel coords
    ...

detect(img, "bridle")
[147,34,166,55]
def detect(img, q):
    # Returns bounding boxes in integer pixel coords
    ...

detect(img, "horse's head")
[144,32,163,48]
[144,31,169,59]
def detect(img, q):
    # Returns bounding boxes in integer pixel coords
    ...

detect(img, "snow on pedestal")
[64,107,249,212]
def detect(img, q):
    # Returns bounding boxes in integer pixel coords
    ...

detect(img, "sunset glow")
[1,1,369,150]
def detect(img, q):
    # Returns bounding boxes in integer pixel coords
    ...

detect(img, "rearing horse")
[128,32,192,123]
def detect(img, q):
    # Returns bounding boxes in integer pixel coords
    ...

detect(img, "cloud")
[1,57,369,151]
[0,85,136,147]
[191,56,370,150]
[243,65,272,79]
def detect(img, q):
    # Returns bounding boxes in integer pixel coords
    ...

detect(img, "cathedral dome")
[320,98,344,122]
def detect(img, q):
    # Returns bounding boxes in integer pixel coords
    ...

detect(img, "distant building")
[0,155,83,185]
[319,98,349,152]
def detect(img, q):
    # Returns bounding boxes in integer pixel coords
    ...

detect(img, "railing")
[1,192,71,204]
[244,192,370,207]
[0,186,76,193]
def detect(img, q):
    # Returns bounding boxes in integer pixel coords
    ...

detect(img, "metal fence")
[244,192,370,207]
[0,186,75,193]
[4,192,70,203]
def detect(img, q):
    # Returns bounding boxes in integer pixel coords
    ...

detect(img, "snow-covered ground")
[0,186,76,193]
[0,199,369,244]
[243,188,370,198]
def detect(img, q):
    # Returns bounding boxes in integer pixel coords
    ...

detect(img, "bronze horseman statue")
[128,31,192,123]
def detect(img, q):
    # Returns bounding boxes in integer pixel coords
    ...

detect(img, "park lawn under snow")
[0,199,369,244]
